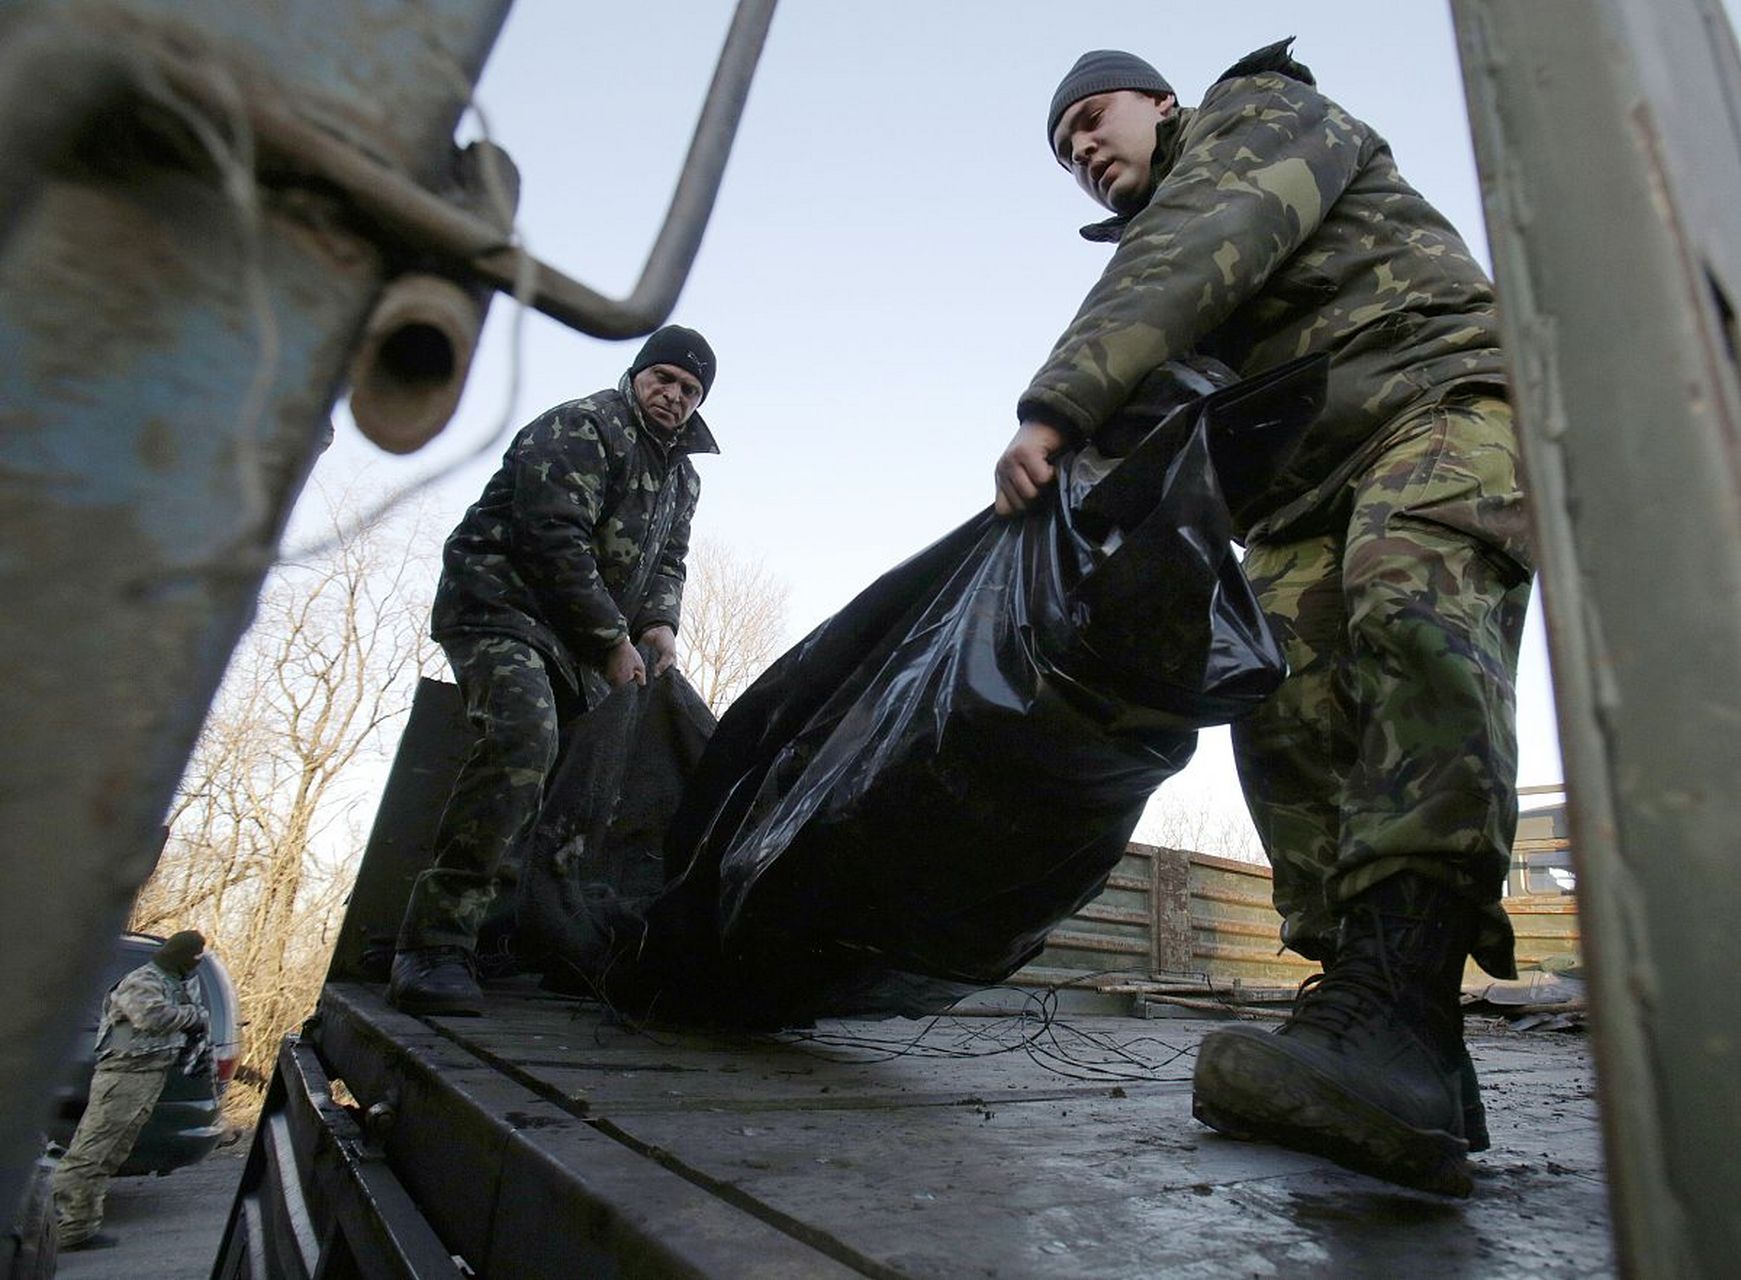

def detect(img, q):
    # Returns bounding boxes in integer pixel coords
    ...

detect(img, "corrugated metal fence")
[1015,842,1581,997]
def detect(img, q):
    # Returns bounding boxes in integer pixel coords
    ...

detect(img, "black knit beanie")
[156,930,206,972]
[1046,50,1175,149]
[629,325,717,401]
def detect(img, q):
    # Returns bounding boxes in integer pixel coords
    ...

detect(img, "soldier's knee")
[475,706,560,772]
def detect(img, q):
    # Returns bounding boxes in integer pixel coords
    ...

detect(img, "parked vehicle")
[49,933,241,1176]
[1510,801,1576,897]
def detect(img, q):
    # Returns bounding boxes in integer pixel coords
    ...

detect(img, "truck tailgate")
[217,982,1612,1278]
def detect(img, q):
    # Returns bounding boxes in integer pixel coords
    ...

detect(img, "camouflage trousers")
[52,1057,171,1245]
[398,634,577,951]
[1231,394,1534,978]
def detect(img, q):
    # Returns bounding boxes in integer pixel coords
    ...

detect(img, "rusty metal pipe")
[1,0,777,342]
[157,0,779,339]
[347,273,485,454]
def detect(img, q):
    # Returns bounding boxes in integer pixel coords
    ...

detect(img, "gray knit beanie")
[1046,50,1174,149]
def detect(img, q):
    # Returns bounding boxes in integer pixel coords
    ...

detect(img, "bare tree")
[1133,792,1265,863]
[131,495,439,1114]
[676,538,791,715]
[133,521,785,1117]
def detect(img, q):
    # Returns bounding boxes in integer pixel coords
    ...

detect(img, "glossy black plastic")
[592,356,1328,1023]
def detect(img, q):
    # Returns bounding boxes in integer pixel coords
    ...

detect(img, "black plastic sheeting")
[509,669,715,978]
[540,355,1329,1025]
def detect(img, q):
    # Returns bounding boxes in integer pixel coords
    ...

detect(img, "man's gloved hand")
[994,419,1068,516]
[603,636,647,688]
[638,624,678,678]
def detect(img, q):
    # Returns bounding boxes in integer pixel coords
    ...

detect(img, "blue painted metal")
[0,0,775,1225]
[0,0,511,1222]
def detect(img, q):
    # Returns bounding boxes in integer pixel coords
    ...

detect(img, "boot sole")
[1194,1033,1472,1197]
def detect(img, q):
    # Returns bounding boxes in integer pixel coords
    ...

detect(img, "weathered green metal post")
[1452,1,1741,1274]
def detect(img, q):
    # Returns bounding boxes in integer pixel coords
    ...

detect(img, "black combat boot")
[387,946,485,1016]
[1283,921,1489,1153]
[1191,874,1478,1195]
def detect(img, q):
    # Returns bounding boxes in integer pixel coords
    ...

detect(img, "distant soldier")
[997,42,1532,1194]
[389,325,720,1016]
[53,930,210,1251]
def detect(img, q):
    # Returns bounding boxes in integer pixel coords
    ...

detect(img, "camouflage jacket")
[1020,51,1506,534]
[95,960,202,1065]
[431,375,717,695]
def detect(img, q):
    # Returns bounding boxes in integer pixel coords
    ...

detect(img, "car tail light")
[216,1047,239,1084]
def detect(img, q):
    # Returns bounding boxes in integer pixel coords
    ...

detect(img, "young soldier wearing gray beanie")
[996,38,1531,1198]
[1045,50,1174,148]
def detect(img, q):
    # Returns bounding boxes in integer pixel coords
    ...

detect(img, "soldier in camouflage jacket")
[390,326,719,1017]
[54,931,209,1249]
[1003,44,1533,1193]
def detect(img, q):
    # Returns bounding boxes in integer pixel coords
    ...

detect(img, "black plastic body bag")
[567,355,1328,1025]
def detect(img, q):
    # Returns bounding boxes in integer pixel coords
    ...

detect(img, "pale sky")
[291,2,1741,851]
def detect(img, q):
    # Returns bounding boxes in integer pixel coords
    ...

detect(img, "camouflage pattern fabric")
[52,1059,174,1246]
[94,960,202,1063]
[1019,58,1507,532]
[432,374,716,699]
[1230,395,1533,978]
[398,634,578,950]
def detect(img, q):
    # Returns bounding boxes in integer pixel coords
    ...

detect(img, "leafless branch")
[676,537,791,715]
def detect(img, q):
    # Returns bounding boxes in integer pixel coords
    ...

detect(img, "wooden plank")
[313,986,861,1278]
[406,987,1614,1279]
[1072,903,1150,928]
[1187,849,1274,878]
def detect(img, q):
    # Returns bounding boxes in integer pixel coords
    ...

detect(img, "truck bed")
[216,980,1612,1278]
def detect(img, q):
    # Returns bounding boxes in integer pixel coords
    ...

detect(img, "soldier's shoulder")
[1192,70,1365,153]
[518,390,633,449]
[1200,68,1326,115]
[113,962,163,996]
[528,389,614,427]
[569,388,638,437]
[567,386,631,417]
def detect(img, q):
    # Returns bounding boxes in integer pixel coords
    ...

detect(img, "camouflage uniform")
[399,374,717,950]
[54,961,205,1247]
[1021,50,1531,976]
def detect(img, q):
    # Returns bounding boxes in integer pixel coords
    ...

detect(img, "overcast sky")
[291,1,1741,850]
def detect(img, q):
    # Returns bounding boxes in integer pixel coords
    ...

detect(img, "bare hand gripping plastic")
[559,355,1329,1025]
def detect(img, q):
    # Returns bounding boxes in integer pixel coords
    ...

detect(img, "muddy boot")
[388,946,485,1016]
[1192,875,1477,1195]
[1290,926,1490,1154]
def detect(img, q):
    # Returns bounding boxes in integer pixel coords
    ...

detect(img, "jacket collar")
[615,374,721,457]
[1078,108,1192,243]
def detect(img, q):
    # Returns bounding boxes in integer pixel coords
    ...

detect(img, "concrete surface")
[56,1141,245,1280]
